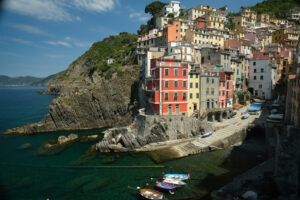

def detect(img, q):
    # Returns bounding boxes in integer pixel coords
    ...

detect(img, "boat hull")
[140,189,163,200]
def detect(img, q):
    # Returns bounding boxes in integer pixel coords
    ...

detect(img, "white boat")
[163,174,190,180]
[268,114,284,120]
[241,113,250,119]
[163,178,186,186]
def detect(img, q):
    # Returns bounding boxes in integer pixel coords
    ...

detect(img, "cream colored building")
[185,28,224,47]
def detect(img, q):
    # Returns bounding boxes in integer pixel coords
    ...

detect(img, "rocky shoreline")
[4,66,141,135]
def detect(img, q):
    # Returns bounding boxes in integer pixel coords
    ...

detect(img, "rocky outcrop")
[95,115,211,152]
[5,66,141,134]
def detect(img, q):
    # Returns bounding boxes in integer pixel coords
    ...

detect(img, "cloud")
[44,54,67,58]
[0,51,20,57]
[5,0,72,21]
[44,41,72,47]
[129,12,150,22]
[63,36,92,48]
[9,24,48,36]
[5,0,118,22]
[72,0,116,12]
[10,38,33,45]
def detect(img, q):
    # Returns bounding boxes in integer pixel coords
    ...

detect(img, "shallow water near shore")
[0,86,266,200]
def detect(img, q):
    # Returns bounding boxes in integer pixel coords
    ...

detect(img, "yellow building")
[185,28,224,48]
[272,28,299,47]
[205,14,225,30]
[233,8,257,29]
[257,13,270,24]
[187,5,217,20]
[188,71,200,117]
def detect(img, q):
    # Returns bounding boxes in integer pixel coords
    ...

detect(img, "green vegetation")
[55,32,137,81]
[138,1,168,35]
[249,0,300,19]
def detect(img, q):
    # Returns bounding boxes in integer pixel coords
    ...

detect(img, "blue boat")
[201,131,213,138]
[163,174,190,180]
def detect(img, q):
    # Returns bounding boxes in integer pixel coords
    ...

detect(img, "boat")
[201,131,213,138]
[233,104,243,110]
[163,178,186,186]
[163,174,190,180]
[241,113,250,119]
[266,114,284,123]
[139,189,163,200]
[156,182,177,190]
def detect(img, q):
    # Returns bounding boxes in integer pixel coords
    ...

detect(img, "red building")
[219,70,234,108]
[146,59,188,115]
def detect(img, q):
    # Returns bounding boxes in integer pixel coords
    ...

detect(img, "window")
[206,88,209,95]
[207,100,210,108]
[211,88,214,95]
[261,68,264,73]
[212,78,215,84]
[196,93,199,98]
[165,69,169,76]
[208,56,211,60]
[259,84,262,89]
[207,77,209,83]
[212,101,214,108]
[227,82,229,89]
[174,81,178,87]
[190,93,193,99]
[174,69,178,76]
[165,93,169,100]
[254,76,256,80]
[196,74,198,78]
[165,81,169,88]
[174,92,178,100]
[183,69,187,76]
[190,74,193,78]
[190,82,193,88]
[260,76,263,80]
[254,69,256,73]
[253,62,256,66]
[237,69,239,75]
[183,81,187,87]
[222,91,225,96]
[183,92,187,99]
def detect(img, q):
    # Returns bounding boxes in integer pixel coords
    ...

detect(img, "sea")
[0,86,265,200]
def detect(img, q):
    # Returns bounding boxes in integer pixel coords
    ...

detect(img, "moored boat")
[241,113,250,119]
[163,178,186,186]
[163,174,190,180]
[201,131,213,138]
[139,188,163,200]
[156,182,177,190]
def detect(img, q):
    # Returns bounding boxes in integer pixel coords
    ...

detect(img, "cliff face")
[5,33,141,134]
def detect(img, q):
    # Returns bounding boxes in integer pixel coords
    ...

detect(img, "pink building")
[219,70,234,108]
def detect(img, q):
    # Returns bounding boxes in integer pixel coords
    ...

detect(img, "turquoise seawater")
[0,86,265,200]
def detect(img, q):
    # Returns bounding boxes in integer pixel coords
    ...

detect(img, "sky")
[0,0,263,78]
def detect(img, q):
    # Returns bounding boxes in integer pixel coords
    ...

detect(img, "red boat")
[156,182,177,190]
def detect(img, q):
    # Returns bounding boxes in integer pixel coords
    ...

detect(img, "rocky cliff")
[5,33,141,134]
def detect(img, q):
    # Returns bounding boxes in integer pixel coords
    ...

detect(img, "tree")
[145,1,168,16]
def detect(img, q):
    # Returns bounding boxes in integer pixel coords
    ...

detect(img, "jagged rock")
[95,115,211,152]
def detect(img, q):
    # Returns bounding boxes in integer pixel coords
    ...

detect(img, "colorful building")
[219,70,234,108]
[163,20,182,46]
[146,59,188,115]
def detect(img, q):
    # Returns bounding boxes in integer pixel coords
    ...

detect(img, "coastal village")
[96,1,300,199]
[2,1,300,200]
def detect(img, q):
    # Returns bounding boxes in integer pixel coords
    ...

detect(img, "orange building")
[162,20,182,46]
